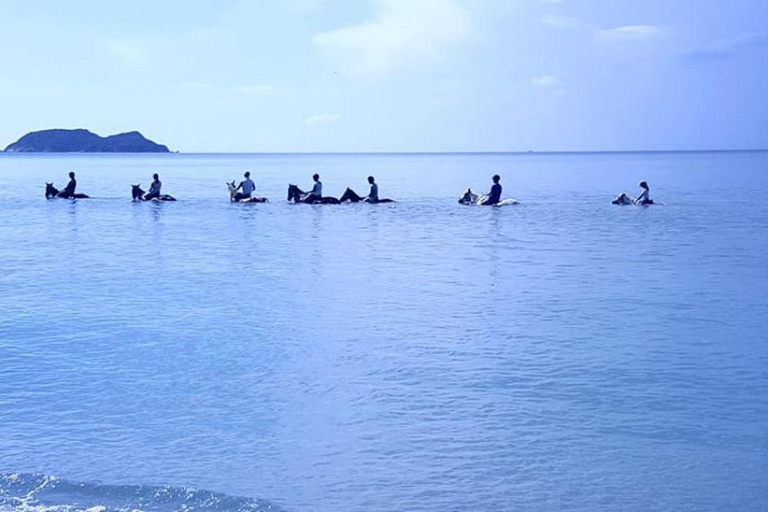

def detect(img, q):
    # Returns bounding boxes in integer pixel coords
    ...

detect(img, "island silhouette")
[4,129,170,153]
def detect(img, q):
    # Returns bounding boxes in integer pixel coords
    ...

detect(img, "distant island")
[4,129,170,153]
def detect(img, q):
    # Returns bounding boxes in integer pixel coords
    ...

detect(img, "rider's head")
[153,173,159,180]
[69,171,75,178]
[492,174,500,183]
[313,173,320,181]
[639,181,649,189]
[244,171,250,178]
[368,175,375,184]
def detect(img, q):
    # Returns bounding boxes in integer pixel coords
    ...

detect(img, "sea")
[0,151,767,511]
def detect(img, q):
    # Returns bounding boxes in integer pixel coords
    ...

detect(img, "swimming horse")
[45,183,89,199]
[131,184,176,202]
[287,184,340,204]
[611,192,634,205]
[338,188,395,203]
[227,181,268,203]
[458,188,518,206]
[611,192,657,205]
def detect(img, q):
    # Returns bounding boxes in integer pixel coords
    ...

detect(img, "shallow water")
[1,152,767,511]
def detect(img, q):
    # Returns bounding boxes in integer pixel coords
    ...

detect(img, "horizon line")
[2,148,768,156]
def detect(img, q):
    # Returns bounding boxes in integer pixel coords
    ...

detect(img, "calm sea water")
[1,152,767,512]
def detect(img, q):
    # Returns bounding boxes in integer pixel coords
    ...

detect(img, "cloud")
[595,25,665,44]
[183,82,277,98]
[531,75,558,88]
[185,81,215,90]
[281,0,330,14]
[682,32,768,60]
[107,39,148,65]
[231,85,277,96]
[312,0,471,77]
[542,14,581,29]
[305,113,340,126]
[531,75,565,96]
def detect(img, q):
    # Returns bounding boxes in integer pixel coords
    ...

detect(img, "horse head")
[339,187,360,203]
[287,184,302,203]
[131,184,145,201]
[612,192,633,205]
[45,182,58,199]
[459,188,478,204]
[227,181,238,200]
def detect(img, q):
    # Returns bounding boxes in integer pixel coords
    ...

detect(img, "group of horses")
[45,181,398,204]
[284,184,396,204]
[44,181,649,207]
[46,182,179,202]
[42,181,523,207]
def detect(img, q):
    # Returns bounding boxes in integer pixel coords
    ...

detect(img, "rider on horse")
[482,175,502,206]
[233,171,256,202]
[303,174,323,203]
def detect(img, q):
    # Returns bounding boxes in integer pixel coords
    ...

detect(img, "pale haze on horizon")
[0,0,766,153]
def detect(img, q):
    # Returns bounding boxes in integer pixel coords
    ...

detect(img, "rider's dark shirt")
[62,179,76,195]
[488,183,502,203]
[148,180,162,195]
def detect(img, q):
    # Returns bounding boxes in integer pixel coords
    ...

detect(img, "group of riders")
[233,172,385,204]
[47,171,653,206]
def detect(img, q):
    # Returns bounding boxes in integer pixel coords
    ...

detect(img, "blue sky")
[1,0,766,152]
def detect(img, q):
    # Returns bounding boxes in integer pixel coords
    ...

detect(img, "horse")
[612,192,655,205]
[45,183,89,200]
[131,184,176,202]
[612,192,634,205]
[227,181,268,203]
[339,187,395,203]
[458,188,517,206]
[287,184,340,204]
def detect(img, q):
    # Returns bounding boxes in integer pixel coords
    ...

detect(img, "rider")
[234,171,255,201]
[482,174,502,205]
[144,173,162,200]
[635,181,652,205]
[58,171,77,198]
[303,173,323,203]
[365,175,379,203]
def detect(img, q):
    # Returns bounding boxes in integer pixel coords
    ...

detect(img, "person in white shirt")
[635,181,653,205]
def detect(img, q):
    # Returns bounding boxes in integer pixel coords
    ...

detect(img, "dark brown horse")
[45,183,89,200]
[339,188,395,203]
[131,184,176,202]
[287,184,340,204]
